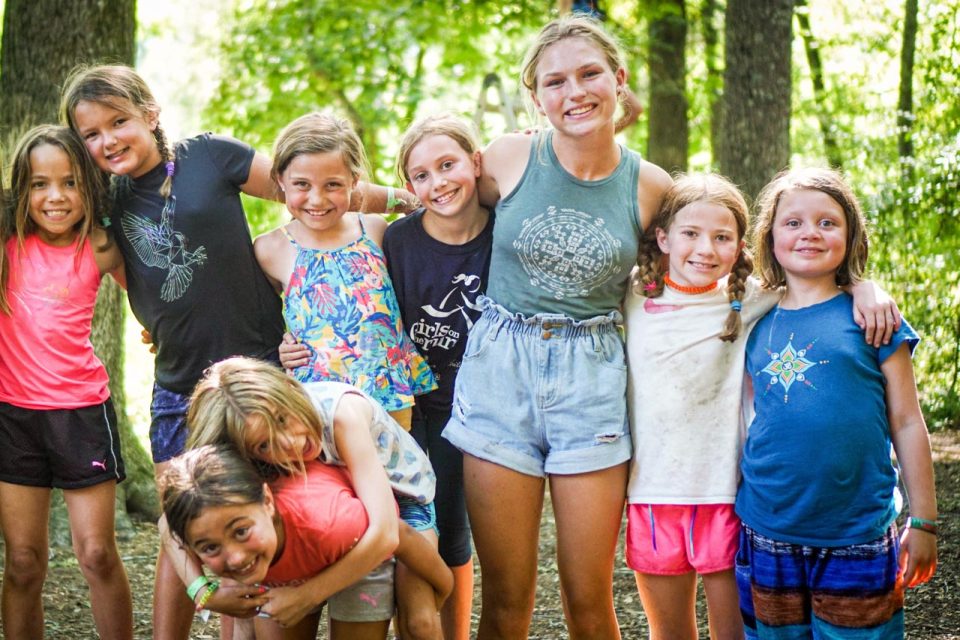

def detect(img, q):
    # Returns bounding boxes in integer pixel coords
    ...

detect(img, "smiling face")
[531,36,625,136]
[185,494,278,585]
[771,188,848,286]
[405,134,481,219]
[72,99,162,178]
[278,152,357,236]
[27,144,86,246]
[656,201,742,290]
[242,411,322,469]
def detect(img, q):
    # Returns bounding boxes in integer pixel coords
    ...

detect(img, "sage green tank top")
[486,130,642,319]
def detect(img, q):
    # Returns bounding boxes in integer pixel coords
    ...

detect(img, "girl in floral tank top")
[254,113,435,429]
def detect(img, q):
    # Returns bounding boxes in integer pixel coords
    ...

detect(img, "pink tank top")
[0,234,110,409]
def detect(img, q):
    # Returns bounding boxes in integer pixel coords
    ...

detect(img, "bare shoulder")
[360,213,388,246]
[480,133,534,205]
[636,160,673,231]
[252,227,291,290]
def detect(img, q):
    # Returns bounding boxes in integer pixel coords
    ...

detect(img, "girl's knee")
[399,609,441,640]
[74,538,122,577]
[4,545,48,587]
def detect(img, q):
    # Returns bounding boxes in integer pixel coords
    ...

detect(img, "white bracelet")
[385,186,395,213]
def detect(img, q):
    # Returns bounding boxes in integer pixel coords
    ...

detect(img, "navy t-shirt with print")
[110,133,283,394]
[382,208,493,413]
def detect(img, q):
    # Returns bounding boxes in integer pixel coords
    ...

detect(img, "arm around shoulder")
[241,152,281,202]
[636,160,672,232]
[92,227,126,288]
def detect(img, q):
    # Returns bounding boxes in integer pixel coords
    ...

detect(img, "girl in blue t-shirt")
[736,167,938,639]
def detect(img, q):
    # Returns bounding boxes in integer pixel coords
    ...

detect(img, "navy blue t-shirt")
[110,134,283,393]
[382,209,493,413]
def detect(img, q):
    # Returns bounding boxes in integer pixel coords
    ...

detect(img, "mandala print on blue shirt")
[760,331,829,403]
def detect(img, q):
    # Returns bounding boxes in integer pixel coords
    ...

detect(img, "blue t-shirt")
[735,293,919,547]
[382,209,493,413]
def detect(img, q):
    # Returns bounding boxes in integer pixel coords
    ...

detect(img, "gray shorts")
[328,558,395,622]
[442,296,631,477]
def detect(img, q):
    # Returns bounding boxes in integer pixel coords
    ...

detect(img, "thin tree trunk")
[897,0,918,182]
[795,0,842,168]
[701,0,723,167]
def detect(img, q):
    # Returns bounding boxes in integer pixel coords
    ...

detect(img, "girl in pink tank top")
[0,125,130,640]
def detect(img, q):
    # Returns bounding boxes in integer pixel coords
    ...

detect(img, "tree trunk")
[795,0,842,169]
[646,0,689,173]
[0,0,159,542]
[897,0,918,182]
[718,0,795,201]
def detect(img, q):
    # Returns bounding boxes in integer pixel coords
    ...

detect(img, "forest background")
[0,0,958,533]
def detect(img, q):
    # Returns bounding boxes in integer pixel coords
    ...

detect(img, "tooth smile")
[434,190,458,205]
[567,105,594,116]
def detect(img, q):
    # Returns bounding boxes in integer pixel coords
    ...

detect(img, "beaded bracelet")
[907,516,939,536]
[186,575,211,601]
[195,581,220,612]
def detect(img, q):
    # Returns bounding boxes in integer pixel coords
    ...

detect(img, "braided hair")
[632,173,752,341]
[60,64,174,198]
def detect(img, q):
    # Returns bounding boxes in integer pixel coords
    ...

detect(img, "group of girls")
[0,11,938,640]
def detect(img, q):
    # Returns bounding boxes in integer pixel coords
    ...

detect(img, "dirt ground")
[2,432,959,639]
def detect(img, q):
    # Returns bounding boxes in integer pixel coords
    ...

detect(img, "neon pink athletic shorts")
[626,503,740,575]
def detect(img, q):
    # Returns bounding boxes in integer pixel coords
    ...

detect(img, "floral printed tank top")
[282,220,436,411]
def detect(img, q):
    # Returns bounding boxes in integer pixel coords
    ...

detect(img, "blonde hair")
[396,112,480,183]
[1,125,107,315]
[753,167,868,289]
[60,64,174,198]
[272,112,369,184]
[634,173,754,342]
[186,357,323,476]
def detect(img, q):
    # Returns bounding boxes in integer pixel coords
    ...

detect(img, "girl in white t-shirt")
[623,173,895,639]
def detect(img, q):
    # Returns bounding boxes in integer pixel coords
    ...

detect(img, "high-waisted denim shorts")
[442,296,631,477]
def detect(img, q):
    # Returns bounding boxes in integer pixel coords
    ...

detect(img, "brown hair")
[272,112,369,185]
[753,167,868,289]
[186,357,323,476]
[396,112,480,184]
[1,125,106,314]
[161,444,267,546]
[634,173,753,342]
[60,64,174,198]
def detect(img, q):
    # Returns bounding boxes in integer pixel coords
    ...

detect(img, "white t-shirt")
[625,275,778,504]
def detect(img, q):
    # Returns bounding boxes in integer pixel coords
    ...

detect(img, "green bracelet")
[186,575,211,601]
[907,516,939,536]
[195,581,220,612]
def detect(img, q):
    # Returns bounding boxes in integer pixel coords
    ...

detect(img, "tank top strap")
[281,224,300,247]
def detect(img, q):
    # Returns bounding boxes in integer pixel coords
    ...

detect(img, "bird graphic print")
[121,196,207,302]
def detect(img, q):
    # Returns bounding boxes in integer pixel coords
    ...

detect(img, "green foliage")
[870,139,960,430]
[205,0,543,177]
